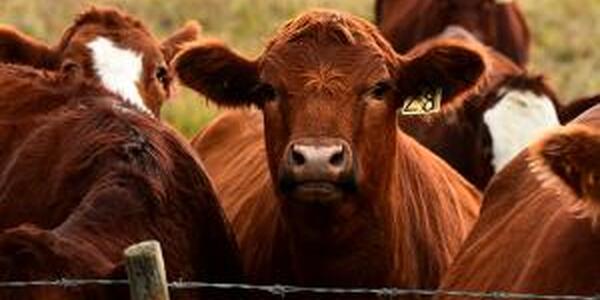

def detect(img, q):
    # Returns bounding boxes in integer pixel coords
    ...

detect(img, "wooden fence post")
[125,240,170,300]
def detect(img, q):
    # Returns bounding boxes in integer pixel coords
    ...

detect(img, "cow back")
[437,104,600,296]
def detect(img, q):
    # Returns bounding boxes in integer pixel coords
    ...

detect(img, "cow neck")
[387,130,481,289]
[278,142,400,287]
[281,204,397,287]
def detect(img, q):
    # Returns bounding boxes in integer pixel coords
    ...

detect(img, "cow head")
[0,6,200,117]
[176,10,483,237]
[477,75,561,174]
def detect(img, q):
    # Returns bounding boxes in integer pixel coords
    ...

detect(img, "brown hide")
[0,225,127,300]
[0,65,243,300]
[376,0,530,66]
[436,104,600,298]
[0,6,200,116]
[178,10,482,299]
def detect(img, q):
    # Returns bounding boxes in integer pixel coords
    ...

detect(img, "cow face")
[479,75,561,173]
[176,10,483,230]
[0,7,200,117]
[256,25,397,207]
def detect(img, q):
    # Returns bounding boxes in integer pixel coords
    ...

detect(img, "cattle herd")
[0,1,598,299]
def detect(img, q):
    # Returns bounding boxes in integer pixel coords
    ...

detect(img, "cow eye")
[155,66,169,85]
[367,81,391,101]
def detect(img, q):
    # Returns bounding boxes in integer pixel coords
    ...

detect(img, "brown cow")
[0,6,198,180]
[397,29,562,189]
[376,0,531,66]
[436,103,600,298]
[397,30,595,190]
[0,6,199,117]
[175,10,482,297]
[400,74,564,190]
[0,64,243,299]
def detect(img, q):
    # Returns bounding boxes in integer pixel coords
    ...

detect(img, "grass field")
[1,0,598,137]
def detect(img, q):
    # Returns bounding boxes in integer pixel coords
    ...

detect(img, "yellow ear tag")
[401,87,442,115]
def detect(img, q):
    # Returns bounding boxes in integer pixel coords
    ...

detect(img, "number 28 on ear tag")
[401,87,442,115]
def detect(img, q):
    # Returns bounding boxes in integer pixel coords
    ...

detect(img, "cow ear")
[174,40,262,108]
[534,125,600,201]
[161,21,202,64]
[559,95,600,124]
[394,42,485,113]
[0,25,58,68]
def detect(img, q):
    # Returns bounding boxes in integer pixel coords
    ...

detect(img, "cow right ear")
[174,40,263,108]
[0,25,58,68]
[394,41,485,114]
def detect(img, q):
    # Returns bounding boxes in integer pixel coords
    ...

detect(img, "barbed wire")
[0,279,128,288]
[0,279,599,299]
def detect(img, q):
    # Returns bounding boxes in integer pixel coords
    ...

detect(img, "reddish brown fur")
[436,104,600,298]
[0,6,200,116]
[0,65,243,299]
[536,125,600,208]
[376,0,530,66]
[0,225,127,300]
[0,64,103,174]
[177,10,482,298]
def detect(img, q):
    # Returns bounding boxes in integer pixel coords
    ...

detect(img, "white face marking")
[484,88,560,172]
[87,37,151,115]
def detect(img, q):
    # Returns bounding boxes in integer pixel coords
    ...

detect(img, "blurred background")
[1,0,598,137]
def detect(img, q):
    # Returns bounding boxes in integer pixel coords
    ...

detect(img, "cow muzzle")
[278,138,357,204]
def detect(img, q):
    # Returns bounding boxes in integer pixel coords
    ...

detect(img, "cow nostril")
[330,151,345,167]
[291,149,306,166]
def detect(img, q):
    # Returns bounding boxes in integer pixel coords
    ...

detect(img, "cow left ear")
[174,40,262,108]
[0,25,58,68]
[394,42,485,113]
[161,21,202,63]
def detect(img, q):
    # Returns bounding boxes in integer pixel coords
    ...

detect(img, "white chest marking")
[484,88,560,172]
[87,37,151,115]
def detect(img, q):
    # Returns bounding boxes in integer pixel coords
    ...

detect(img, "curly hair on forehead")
[56,6,154,51]
[263,9,397,59]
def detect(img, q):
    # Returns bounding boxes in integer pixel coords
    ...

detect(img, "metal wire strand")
[0,279,598,300]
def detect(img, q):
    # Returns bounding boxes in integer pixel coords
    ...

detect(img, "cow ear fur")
[395,41,485,110]
[161,21,202,64]
[174,40,262,108]
[533,125,600,207]
[0,25,58,68]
